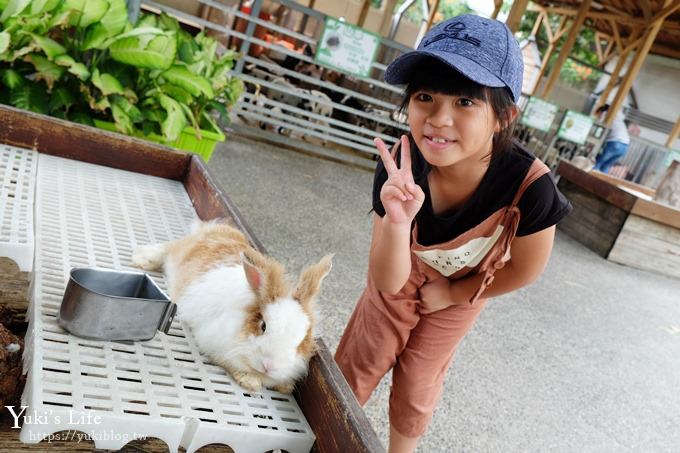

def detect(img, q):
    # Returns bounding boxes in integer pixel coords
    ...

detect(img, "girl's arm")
[420,226,556,313]
[369,136,425,294]
[369,213,413,294]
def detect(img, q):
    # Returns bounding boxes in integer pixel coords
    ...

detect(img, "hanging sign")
[557,110,594,145]
[520,97,559,132]
[315,17,382,78]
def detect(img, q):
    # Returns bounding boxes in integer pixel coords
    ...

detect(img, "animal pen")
[0,104,384,452]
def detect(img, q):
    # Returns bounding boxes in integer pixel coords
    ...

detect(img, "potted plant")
[0,0,243,161]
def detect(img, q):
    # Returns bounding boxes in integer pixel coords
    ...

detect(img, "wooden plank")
[632,198,680,230]
[557,179,628,257]
[608,215,680,278]
[0,105,191,181]
[589,170,657,198]
[556,161,637,211]
[295,338,385,453]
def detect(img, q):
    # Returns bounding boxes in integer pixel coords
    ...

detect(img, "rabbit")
[132,221,333,394]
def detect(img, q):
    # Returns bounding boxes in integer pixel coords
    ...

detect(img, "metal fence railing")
[143,0,410,157]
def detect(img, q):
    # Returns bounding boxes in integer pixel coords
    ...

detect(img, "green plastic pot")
[94,119,225,162]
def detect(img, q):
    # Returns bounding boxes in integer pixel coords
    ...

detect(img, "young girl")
[335,14,572,453]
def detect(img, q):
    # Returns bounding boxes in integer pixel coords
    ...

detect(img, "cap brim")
[384,50,506,91]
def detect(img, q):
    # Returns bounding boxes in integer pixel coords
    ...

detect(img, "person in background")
[593,104,630,173]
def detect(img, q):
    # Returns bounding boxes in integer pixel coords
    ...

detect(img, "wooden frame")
[556,161,680,278]
[0,104,384,453]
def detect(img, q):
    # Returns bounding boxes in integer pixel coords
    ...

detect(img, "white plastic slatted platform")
[20,153,316,452]
[0,144,37,271]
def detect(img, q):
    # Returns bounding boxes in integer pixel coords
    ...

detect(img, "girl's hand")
[375,135,425,225]
[419,277,459,314]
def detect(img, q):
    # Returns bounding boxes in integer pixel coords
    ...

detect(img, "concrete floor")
[208,135,680,453]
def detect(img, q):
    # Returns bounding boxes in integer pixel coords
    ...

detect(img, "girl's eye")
[415,93,432,102]
[259,319,266,333]
[458,98,474,106]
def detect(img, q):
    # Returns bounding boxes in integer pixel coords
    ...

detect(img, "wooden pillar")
[541,0,592,98]
[605,0,671,126]
[491,0,503,20]
[531,16,568,96]
[506,0,530,32]
[425,0,441,31]
[666,116,680,148]
[594,55,627,113]
[358,0,371,27]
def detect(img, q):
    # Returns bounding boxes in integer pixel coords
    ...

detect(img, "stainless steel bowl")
[57,267,176,341]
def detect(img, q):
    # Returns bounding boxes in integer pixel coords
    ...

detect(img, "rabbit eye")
[259,319,266,333]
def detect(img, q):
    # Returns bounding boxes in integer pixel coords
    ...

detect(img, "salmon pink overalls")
[335,159,550,437]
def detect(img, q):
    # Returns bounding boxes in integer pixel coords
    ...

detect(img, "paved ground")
[208,135,680,453]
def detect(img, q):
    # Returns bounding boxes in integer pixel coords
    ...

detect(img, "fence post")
[126,0,141,23]
[234,0,264,74]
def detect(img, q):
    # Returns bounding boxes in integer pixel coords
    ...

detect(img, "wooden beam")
[492,0,503,19]
[527,3,648,24]
[425,0,441,31]
[531,40,558,96]
[553,16,569,41]
[594,29,641,113]
[602,36,615,62]
[357,0,371,27]
[649,0,680,24]
[506,0,531,33]
[639,0,652,19]
[542,0,592,98]
[531,11,545,37]
[605,0,671,126]
[595,32,604,62]
[609,18,622,49]
[666,115,680,148]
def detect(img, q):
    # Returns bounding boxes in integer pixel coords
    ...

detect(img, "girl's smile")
[408,90,499,167]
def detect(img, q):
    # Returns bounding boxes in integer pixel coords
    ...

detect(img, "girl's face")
[407,90,500,169]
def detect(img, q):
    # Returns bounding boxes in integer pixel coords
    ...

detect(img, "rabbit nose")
[262,359,275,373]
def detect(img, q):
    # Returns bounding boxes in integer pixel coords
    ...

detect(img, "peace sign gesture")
[375,135,425,225]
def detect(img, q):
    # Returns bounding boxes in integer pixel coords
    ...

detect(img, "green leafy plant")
[0,0,243,143]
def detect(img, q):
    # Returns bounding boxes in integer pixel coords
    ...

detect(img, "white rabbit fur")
[132,220,332,393]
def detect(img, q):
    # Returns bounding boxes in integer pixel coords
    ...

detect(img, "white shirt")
[606,111,630,145]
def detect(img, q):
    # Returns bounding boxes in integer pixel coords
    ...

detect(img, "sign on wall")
[557,110,595,145]
[520,97,559,132]
[315,17,382,79]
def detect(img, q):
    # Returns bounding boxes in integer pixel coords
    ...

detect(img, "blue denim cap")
[384,15,524,103]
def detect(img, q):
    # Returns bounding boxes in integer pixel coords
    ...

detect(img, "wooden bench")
[556,161,680,279]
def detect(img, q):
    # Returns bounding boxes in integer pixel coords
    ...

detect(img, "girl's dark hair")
[398,58,518,162]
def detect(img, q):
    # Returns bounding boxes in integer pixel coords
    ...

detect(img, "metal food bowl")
[57,267,176,341]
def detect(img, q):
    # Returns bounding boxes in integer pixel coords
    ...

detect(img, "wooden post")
[425,0,441,31]
[541,0,592,98]
[531,16,569,96]
[492,0,503,19]
[594,28,641,113]
[358,0,371,27]
[605,0,671,126]
[506,0,530,32]
[666,115,680,148]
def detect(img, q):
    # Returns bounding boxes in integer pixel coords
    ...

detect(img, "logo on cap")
[423,22,481,48]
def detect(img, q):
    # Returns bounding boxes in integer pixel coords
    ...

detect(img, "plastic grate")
[0,144,37,271]
[20,154,315,452]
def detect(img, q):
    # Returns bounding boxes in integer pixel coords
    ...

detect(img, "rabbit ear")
[293,254,333,307]
[241,251,262,291]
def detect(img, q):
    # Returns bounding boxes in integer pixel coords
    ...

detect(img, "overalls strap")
[468,158,551,304]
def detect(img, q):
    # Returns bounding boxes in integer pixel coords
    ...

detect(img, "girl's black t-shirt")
[372,141,573,246]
